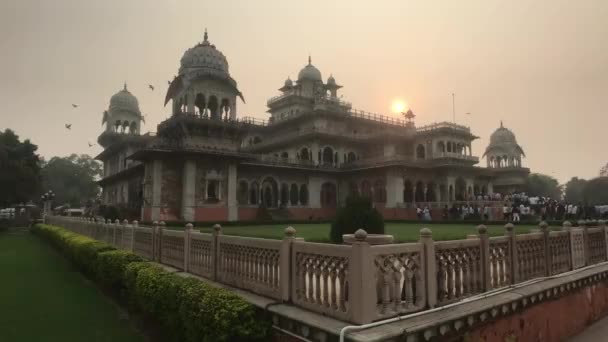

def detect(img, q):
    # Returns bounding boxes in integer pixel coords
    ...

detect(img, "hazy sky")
[1,0,607,183]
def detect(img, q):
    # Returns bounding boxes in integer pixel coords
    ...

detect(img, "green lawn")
[0,230,144,342]
[199,222,538,242]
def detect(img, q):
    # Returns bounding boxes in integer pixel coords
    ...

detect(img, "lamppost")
[41,190,55,222]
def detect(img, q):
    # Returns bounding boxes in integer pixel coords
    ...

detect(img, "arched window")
[300,147,310,161]
[261,177,279,208]
[447,142,452,153]
[220,98,230,119]
[347,152,357,162]
[348,181,359,197]
[427,182,437,202]
[437,141,445,153]
[449,185,454,201]
[416,144,426,159]
[281,152,289,159]
[299,185,309,205]
[249,182,259,205]
[455,178,466,201]
[208,95,219,120]
[195,93,206,116]
[373,180,386,203]
[320,182,337,208]
[237,181,248,205]
[322,147,334,164]
[123,120,130,134]
[290,184,299,205]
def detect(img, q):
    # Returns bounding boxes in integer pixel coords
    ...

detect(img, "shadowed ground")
[0,229,144,342]
[199,222,537,242]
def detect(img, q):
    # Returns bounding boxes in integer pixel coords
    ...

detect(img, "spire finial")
[204,28,208,42]
[500,120,503,128]
[308,55,311,65]
[123,82,127,91]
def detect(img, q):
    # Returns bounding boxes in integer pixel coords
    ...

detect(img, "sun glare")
[391,100,407,113]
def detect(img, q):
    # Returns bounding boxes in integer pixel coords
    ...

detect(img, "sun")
[391,100,407,113]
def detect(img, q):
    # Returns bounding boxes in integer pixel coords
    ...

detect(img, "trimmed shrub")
[96,250,143,290]
[330,196,385,243]
[34,224,269,341]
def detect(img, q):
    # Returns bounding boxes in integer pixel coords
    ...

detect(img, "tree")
[0,129,42,206]
[582,177,608,205]
[330,196,384,243]
[564,177,587,203]
[41,154,102,207]
[523,173,562,199]
[600,163,608,177]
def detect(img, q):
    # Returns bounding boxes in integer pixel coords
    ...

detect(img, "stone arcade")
[96,31,529,222]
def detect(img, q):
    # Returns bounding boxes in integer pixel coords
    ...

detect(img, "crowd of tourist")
[414,192,608,222]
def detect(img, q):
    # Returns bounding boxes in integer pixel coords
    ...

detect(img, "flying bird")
[167,80,171,85]
[71,104,78,108]
[65,124,72,130]
[88,142,94,147]
[148,84,155,91]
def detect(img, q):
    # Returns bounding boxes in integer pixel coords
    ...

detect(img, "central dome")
[179,30,229,76]
[298,56,322,82]
[489,123,517,145]
[109,84,140,115]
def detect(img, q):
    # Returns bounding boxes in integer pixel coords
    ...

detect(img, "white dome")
[179,30,229,77]
[109,84,140,115]
[298,57,322,82]
[484,122,525,157]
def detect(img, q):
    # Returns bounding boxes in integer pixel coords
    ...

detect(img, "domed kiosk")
[165,30,244,120]
[102,83,143,136]
[484,122,529,193]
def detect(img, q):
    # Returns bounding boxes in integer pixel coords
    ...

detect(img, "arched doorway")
[427,182,437,202]
[415,181,425,202]
[373,180,386,203]
[455,178,466,201]
[280,183,289,207]
[290,184,299,205]
[249,182,259,205]
[404,180,413,202]
[261,177,278,208]
[237,181,248,205]
[348,181,359,197]
[322,147,334,165]
[361,180,372,199]
[320,182,337,208]
[299,185,309,205]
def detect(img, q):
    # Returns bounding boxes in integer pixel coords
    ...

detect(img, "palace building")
[96,31,529,222]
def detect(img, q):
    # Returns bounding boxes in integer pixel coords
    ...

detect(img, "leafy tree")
[41,154,102,207]
[600,163,608,177]
[330,196,384,243]
[564,177,587,203]
[582,177,608,205]
[0,129,42,206]
[523,173,562,199]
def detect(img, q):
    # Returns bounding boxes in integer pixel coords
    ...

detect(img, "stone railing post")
[478,225,491,291]
[505,223,518,284]
[419,227,437,309]
[580,220,590,266]
[212,224,222,281]
[349,229,376,324]
[130,220,138,252]
[184,223,193,272]
[280,226,296,302]
[113,219,120,243]
[119,219,127,247]
[564,220,580,270]
[157,221,165,262]
[540,221,550,276]
[150,221,158,257]
[600,220,608,261]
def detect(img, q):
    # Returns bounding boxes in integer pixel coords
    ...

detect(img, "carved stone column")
[181,159,196,222]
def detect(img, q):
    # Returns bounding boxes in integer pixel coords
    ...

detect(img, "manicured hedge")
[32,224,269,342]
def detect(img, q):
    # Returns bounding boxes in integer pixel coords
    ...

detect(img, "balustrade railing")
[44,216,608,325]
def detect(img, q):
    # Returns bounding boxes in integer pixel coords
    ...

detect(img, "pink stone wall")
[194,207,228,222]
[463,282,608,342]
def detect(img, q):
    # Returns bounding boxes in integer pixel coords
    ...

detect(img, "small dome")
[109,84,140,115]
[179,30,229,77]
[484,122,525,157]
[327,74,336,85]
[298,56,322,82]
[284,77,293,87]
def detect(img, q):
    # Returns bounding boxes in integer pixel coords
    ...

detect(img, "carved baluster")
[329,262,338,310]
[392,261,402,312]
[338,265,347,311]
[491,249,499,288]
[307,259,315,302]
[322,259,330,307]
[314,259,322,304]
[462,254,470,295]
[436,255,446,302]
[454,253,462,298]
[404,269,414,309]
[446,254,455,300]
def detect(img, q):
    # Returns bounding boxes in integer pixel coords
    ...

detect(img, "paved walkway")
[0,230,144,342]
[568,315,608,341]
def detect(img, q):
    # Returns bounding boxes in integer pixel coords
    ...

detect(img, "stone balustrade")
[45,216,608,325]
